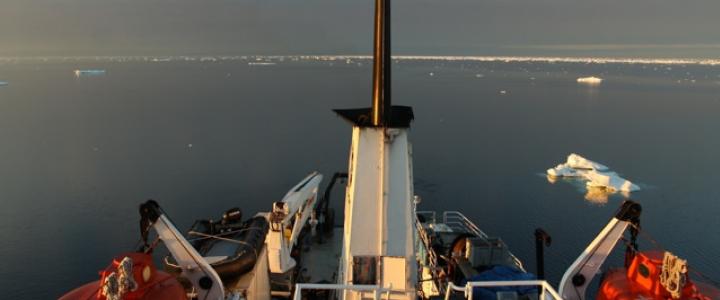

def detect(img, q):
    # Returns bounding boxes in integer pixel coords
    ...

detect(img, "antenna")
[371,0,391,126]
[334,0,412,128]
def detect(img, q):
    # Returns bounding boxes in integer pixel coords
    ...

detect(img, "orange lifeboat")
[598,251,720,300]
[60,252,187,300]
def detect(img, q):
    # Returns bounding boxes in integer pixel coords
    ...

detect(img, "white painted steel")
[445,280,563,300]
[558,218,629,300]
[340,127,417,299]
[382,257,407,290]
[285,173,322,247]
[266,172,323,273]
[230,247,270,300]
[293,283,405,300]
[153,215,225,300]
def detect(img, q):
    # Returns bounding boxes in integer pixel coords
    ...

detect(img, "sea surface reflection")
[0,57,719,298]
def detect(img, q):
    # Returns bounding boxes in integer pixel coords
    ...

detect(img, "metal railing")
[445,280,563,300]
[416,211,490,239]
[442,211,489,239]
[293,283,406,300]
[414,213,445,296]
[419,211,525,271]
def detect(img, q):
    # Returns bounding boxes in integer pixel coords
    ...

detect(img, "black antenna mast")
[334,0,413,128]
[371,0,392,126]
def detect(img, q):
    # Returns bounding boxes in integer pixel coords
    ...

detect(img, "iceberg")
[546,164,580,177]
[565,153,608,171]
[546,153,608,176]
[546,153,640,196]
[585,171,640,192]
[577,76,603,84]
[248,62,276,66]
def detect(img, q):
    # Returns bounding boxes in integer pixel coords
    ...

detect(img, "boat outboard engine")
[184,208,243,248]
[221,207,242,225]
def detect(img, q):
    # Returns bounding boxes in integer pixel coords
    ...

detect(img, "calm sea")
[0,57,719,298]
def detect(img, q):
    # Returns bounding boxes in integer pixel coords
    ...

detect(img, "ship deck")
[298,227,344,284]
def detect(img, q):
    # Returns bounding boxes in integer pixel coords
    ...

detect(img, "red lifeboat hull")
[59,253,187,300]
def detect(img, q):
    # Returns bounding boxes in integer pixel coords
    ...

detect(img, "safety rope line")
[145,237,161,254]
[186,226,265,242]
[187,231,259,259]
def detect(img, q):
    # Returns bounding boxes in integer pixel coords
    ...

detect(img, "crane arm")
[266,172,323,273]
[139,200,225,300]
[559,200,641,300]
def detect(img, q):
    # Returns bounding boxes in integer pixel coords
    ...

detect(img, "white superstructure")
[337,126,417,299]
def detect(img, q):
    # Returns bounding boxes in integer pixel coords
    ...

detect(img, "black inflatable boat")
[164,208,269,281]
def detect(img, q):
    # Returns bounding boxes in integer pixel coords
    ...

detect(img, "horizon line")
[1,54,719,66]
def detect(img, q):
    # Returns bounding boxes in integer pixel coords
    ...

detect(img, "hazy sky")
[2,0,719,58]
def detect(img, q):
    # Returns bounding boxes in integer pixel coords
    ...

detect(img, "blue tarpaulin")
[467,266,537,300]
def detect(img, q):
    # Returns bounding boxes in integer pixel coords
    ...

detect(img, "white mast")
[335,0,417,298]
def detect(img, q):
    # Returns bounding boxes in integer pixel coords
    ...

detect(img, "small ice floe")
[585,171,640,193]
[547,153,607,177]
[429,72,434,76]
[547,153,640,197]
[546,164,579,177]
[577,76,603,85]
[565,153,608,171]
[248,62,276,66]
[475,74,484,78]
[0,81,8,86]
[500,90,507,95]
[74,69,106,77]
